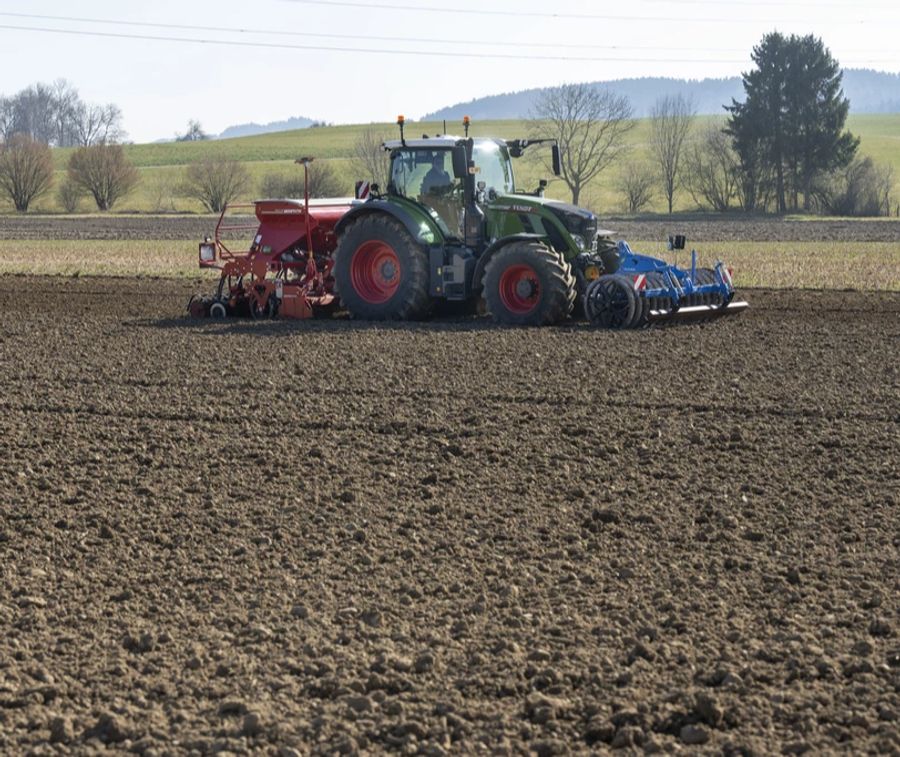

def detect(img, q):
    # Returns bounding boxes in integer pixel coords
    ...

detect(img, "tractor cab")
[384,135,517,242]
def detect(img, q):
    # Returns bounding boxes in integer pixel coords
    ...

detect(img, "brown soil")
[3,213,900,242]
[1,277,898,755]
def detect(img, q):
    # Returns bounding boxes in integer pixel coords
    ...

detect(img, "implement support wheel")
[585,275,638,329]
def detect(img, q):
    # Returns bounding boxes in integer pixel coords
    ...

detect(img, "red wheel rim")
[350,241,401,304]
[498,264,540,314]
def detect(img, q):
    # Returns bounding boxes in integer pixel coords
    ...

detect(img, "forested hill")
[421,69,900,121]
[217,116,316,139]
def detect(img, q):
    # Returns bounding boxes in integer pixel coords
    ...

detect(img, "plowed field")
[1,278,898,755]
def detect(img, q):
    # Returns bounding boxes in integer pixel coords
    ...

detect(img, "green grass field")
[14,114,897,217]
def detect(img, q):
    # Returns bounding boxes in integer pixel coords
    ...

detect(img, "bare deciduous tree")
[529,83,635,205]
[616,161,656,214]
[184,159,250,213]
[0,134,55,212]
[145,173,180,213]
[684,124,740,212]
[57,178,85,214]
[0,80,125,147]
[261,161,344,200]
[351,128,390,189]
[51,79,81,147]
[9,83,58,145]
[67,144,140,211]
[650,95,696,214]
[177,120,210,142]
[0,99,15,142]
[73,102,125,147]
[810,157,894,217]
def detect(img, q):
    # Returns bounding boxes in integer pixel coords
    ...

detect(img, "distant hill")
[422,69,900,121]
[217,116,318,139]
[209,69,899,141]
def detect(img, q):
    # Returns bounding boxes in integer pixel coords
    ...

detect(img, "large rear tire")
[483,242,575,326]
[334,215,431,320]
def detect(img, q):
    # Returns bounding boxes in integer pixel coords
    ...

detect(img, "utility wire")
[0,11,781,53]
[3,11,897,54]
[642,0,895,7]
[283,0,892,24]
[0,18,896,65]
[0,24,757,62]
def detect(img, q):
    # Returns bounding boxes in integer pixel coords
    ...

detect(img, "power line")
[0,24,756,62]
[0,11,771,53]
[0,23,894,67]
[1,11,898,60]
[641,0,896,7]
[0,18,896,65]
[283,0,892,24]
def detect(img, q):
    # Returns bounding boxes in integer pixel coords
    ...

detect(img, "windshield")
[390,149,455,198]
[473,141,515,195]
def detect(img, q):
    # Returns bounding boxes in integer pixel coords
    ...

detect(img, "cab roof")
[382,136,503,150]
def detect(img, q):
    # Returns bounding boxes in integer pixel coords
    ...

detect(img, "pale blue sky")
[0,0,897,143]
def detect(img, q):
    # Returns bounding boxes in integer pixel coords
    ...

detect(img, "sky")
[0,0,898,144]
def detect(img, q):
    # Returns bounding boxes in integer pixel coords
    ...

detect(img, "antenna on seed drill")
[295,156,315,258]
[463,116,470,137]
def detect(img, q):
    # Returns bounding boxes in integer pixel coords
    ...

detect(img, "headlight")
[573,234,586,252]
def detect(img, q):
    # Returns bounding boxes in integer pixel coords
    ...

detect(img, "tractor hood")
[543,200,600,235]
[490,195,600,233]
[486,194,607,256]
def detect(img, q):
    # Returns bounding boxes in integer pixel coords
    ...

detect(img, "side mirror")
[551,144,561,176]
[451,147,467,179]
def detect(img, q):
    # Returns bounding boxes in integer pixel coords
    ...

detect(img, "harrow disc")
[693,268,723,308]
[640,272,675,322]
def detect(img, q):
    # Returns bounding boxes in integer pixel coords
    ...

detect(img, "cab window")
[473,141,514,196]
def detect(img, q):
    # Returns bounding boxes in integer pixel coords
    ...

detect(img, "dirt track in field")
[1,277,898,755]
[3,213,900,243]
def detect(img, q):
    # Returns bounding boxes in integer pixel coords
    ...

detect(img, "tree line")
[532,32,895,217]
[0,80,137,212]
[0,79,124,148]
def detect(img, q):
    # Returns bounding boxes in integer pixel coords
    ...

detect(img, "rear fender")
[472,233,546,291]
[334,200,433,244]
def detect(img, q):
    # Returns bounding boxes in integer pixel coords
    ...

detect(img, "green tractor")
[333,117,745,327]
[333,117,591,325]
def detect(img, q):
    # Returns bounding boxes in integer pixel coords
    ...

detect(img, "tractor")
[190,117,747,327]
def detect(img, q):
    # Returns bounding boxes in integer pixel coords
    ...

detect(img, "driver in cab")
[421,153,451,195]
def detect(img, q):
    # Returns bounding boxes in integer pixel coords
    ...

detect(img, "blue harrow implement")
[583,235,749,328]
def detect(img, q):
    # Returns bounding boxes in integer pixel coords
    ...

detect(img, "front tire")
[334,215,431,320]
[483,242,575,326]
